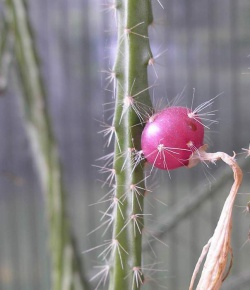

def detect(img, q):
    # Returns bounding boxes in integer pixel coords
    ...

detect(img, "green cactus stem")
[108,1,154,289]
[4,1,90,289]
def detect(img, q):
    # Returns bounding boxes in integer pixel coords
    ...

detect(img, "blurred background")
[0,0,250,289]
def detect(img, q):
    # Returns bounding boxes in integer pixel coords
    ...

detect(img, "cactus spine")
[108,1,154,289]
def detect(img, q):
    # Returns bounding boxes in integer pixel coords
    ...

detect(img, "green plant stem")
[0,13,13,93]
[4,1,90,289]
[109,1,153,289]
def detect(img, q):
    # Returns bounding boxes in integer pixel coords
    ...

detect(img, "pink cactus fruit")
[141,106,204,170]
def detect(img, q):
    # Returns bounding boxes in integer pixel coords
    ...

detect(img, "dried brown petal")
[189,146,243,290]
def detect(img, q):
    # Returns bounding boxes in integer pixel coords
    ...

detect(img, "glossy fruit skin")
[141,106,204,170]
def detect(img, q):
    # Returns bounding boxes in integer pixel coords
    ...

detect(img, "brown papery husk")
[188,145,243,290]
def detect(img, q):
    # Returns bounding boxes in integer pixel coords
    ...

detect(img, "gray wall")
[0,0,250,289]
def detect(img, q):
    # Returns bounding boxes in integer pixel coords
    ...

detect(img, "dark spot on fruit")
[187,120,197,131]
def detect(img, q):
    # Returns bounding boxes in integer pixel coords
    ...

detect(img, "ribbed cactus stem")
[4,1,90,289]
[109,1,153,289]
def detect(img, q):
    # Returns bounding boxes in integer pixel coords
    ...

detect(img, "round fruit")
[141,106,204,170]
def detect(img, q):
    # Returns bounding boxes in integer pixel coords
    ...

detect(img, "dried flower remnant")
[188,145,243,290]
[242,144,250,158]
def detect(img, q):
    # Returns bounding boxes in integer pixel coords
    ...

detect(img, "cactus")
[99,1,154,289]
[4,1,90,289]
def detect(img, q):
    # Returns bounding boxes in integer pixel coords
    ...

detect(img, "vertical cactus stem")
[109,1,153,289]
[4,1,92,289]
